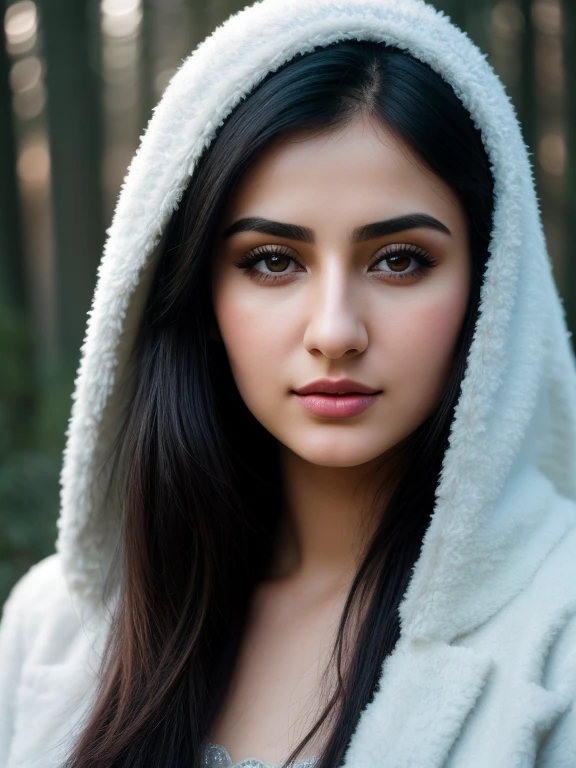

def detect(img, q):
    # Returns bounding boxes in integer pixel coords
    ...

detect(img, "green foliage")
[0,307,71,607]
[0,452,60,604]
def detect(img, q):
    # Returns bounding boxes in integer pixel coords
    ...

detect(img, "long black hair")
[66,39,494,768]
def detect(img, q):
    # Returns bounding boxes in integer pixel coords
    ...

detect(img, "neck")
[267,445,401,597]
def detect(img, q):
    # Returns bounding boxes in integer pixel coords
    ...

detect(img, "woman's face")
[212,115,471,468]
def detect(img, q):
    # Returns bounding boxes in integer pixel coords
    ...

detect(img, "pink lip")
[294,378,380,396]
[292,378,382,418]
[294,393,379,417]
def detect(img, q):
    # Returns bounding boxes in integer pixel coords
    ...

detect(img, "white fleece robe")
[1,0,576,765]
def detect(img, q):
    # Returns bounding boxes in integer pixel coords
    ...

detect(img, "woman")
[1,0,575,766]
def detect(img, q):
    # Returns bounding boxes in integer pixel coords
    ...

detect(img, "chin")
[289,437,397,469]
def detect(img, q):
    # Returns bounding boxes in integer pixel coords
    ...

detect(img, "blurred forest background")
[0,0,575,606]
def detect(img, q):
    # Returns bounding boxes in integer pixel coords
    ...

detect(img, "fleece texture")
[1,0,576,766]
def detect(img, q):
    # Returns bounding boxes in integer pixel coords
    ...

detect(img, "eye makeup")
[232,242,439,284]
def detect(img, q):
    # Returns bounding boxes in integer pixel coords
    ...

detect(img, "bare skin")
[209,114,471,764]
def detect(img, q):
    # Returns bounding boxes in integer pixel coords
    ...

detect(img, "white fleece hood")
[57,0,576,649]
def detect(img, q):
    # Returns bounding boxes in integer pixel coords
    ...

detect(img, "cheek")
[212,279,293,408]
[381,282,469,413]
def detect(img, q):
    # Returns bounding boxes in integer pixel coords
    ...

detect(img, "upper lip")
[293,379,381,396]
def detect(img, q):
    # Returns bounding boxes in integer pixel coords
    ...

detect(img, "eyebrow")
[222,213,451,243]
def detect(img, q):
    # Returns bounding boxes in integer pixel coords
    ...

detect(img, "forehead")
[222,114,465,231]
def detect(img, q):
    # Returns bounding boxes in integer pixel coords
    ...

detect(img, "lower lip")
[293,393,380,418]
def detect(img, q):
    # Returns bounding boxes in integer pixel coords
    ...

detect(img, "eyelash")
[232,242,439,284]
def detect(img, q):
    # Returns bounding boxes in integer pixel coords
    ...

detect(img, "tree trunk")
[0,7,38,445]
[140,0,155,131]
[563,0,576,344]
[519,0,537,161]
[0,11,26,312]
[467,0,492,55]
[38,0,105,373]
[442,0,469,32]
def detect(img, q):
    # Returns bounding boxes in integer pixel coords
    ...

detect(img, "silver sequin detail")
[203,743,320,768]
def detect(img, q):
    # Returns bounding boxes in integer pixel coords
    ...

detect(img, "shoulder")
[536,604,576,766]
[470,521,576,765]
[3,553,67,611]
[1,553,85,665]
[0,556,103,767]
[2,552,70,617]
[532,518,576,626]
[530,521,576,695]
[500,518,576,674]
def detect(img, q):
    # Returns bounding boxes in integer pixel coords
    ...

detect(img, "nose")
[302,263,368,359]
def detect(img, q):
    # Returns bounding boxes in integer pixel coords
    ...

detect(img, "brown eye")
[385,254,412,272]
[370,244,437,280]
[265,254,292,272]
[233,246,302,281]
